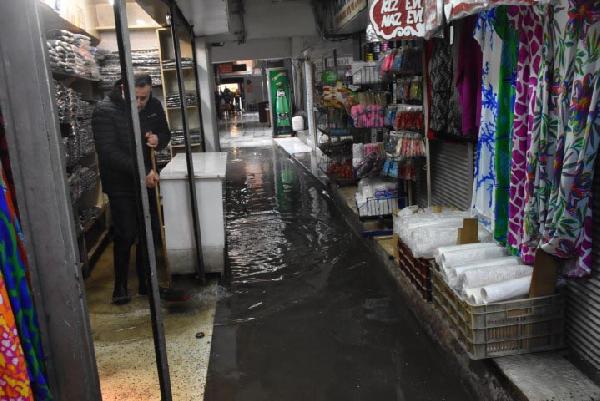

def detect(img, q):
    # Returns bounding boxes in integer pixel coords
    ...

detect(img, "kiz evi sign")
[369,0,425,39]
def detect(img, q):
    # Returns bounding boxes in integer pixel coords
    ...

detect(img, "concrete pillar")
[194,37,220,152]
[304,58,317,149]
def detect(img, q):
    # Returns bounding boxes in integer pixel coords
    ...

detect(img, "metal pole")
[190,31,207,152]
[0,1,101,400]
[113,2,173,400]
[169,1,206,281]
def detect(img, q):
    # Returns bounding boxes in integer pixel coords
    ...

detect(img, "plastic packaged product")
[460,264,533,292]
[410,227,459,258]
[433,240,497,264]
[439,244,507,270]
[445,256,521,288]
[481,275,532,304]
[464,287,484,304]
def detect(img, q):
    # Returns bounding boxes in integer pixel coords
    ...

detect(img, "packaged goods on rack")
[166,92,197,108]
[393,76,422,105]
[355,178,401,217]
[155,148,172,166]
[393,106,424,131]
[386,131,426,159]
[162,58,193,70]
[351,61,381,84]
[96,49,161,89]
[352,143,364,168]
[170,129,202,146]
[47,30,99,79]
[355,144,385,179]
[350,93,387,128]
[380,45,423,76]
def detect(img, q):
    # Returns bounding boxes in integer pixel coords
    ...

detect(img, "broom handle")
[151,149,172,287]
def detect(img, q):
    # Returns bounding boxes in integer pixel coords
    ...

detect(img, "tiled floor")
[219,112,273,148]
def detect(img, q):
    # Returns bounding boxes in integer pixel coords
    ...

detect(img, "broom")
[151,149,192,303]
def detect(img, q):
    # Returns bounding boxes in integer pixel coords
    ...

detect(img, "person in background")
[92,74,170,305]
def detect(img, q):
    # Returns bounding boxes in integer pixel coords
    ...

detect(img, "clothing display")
[96,49,162,89]
[471,8,503,232]
[456,16,483,138]
[46,30,99,80]
[170,129,202,146]
[507,6,543,257]
[162,58,193,70]
[165,92,197,108]
[492,6,518,245]
[0,165,52,400]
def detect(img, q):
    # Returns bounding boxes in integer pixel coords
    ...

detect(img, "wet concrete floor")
[205,146,475,401]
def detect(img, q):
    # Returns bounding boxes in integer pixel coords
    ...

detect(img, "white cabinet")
[160,152,227,275]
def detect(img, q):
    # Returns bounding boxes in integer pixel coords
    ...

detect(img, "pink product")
[351,104,384,128]
[364,142,382,156]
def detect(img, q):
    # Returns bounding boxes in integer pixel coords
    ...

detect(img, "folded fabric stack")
[54,80,96,163]
[68,170,82,203]
[162,58,194,70]
[166,92,197,108]
[155,148,172,166]
[96,49,162,90]
[170,129,202,146]
[435,243,533,304]
[394,207,492,258]
[47,30,99,79]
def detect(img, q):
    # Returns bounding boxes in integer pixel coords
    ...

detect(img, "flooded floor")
[205,146,474,401]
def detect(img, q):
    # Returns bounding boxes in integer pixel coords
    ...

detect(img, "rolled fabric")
[461,264,533,291]
[481,275,532,304]
[441,245,507,270]
[464,287,485,305]
[446,256,521,288]
[433,242,497,265]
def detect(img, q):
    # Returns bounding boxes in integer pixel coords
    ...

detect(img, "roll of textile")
[460,264,533,291]
[433,242,498,265]
[440,245,507,270]
[464,287,484,304]
[445,256,522,288]
[481,275,532,304]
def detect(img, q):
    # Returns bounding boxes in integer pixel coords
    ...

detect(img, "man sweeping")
[92,74,170,305]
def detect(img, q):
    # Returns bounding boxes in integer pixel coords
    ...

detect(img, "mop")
[151,149,192,303]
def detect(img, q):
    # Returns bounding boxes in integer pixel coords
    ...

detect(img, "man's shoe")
[112,287,131,305]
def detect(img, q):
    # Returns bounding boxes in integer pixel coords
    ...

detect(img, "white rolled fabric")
[481,275,532,304]
[352,143,364,159]
[433,242,498,265]
[441,245,507,271]
[464,287,485,305]
[461,264,533,291]
[445,257,521,288]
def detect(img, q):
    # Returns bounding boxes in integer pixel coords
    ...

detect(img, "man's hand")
[145,170,160,189]
[146,131,159,148]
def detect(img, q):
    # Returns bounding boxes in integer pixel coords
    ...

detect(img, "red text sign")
[370,0,425,39]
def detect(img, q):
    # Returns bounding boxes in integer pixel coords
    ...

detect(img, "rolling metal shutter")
[566,161,600,374]
[427,140,474,210]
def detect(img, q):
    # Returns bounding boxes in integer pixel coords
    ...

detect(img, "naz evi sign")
[369,0,425,39]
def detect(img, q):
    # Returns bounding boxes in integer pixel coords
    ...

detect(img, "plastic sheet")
[444,256,521,288]
[460,264,533,291]
[439,244,507,270]
[464,287,484,304]
[434,242,498,265]
[481,275,532,304]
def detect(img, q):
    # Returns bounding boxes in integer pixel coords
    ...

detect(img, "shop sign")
[369,0,425,40]
[335,0,368,28]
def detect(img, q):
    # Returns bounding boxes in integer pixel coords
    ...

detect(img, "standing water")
[205,146,474,401]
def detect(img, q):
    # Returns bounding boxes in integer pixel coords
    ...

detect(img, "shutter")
[427,140,473,210]
[566,160,600,372]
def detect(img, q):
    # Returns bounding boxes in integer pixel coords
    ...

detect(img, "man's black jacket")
[92,87,170,195]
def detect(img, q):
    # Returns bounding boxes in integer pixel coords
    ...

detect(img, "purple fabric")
[456,15,483,138]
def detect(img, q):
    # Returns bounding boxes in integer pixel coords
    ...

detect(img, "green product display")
[268,68,293,136]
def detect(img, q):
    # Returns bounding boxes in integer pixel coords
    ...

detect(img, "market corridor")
[204,145,474,401]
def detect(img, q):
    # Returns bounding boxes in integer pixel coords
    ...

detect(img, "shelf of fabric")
[38,1,100,46]
[52,70,101,84]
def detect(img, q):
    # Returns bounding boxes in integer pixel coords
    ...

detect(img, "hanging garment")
[493,6,519,245]
[521,5,558,265]
[472,8,504,231]
[538,0,600,277]
[456,15,483,138]
[0,167,52,400]
[0,267,34,401]
[507,6,544,258]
